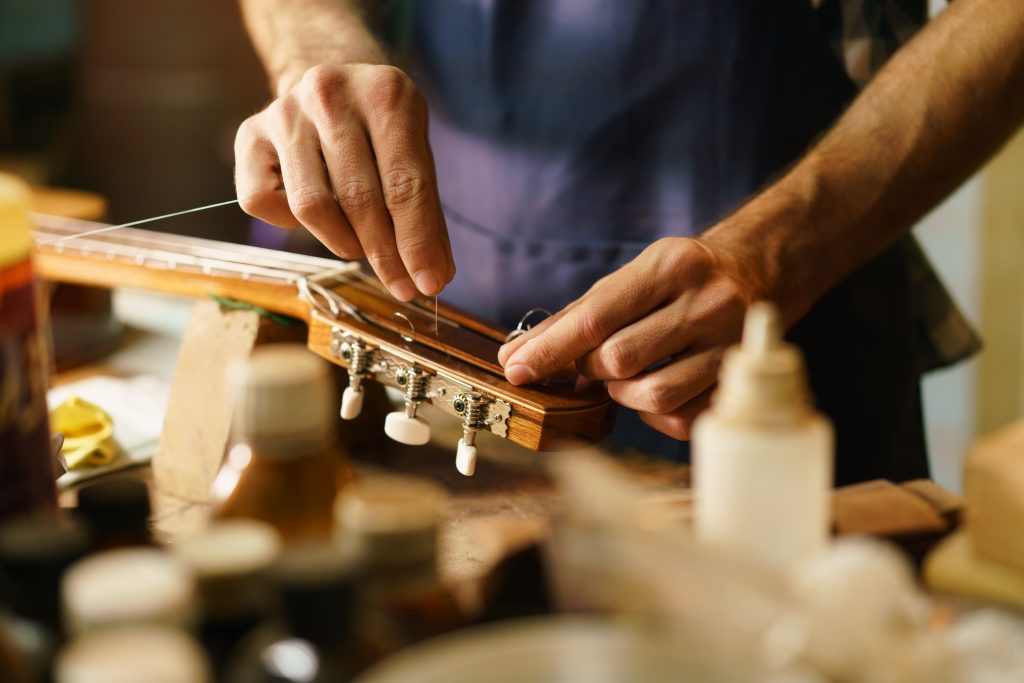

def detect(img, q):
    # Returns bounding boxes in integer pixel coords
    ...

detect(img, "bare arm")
[500,0,1024,438]
[235,0,454,301]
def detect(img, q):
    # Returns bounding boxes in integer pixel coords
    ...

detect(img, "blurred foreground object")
[56,625,212,683]
[215,344,353,543]
[693,302,833,572]
[0,172,57,520]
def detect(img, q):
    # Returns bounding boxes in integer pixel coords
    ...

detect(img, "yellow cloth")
[50,397,118,469]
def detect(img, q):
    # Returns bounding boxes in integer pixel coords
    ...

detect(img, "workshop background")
[1,0,1021,492]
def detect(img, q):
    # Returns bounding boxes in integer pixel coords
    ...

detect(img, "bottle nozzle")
[741,302,782,354]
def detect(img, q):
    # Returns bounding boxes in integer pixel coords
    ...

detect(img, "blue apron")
[410,0,930,484]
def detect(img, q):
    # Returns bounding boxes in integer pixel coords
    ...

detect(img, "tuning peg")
[340,386,364,420]
[453,392,490,477]
[384,366,431,446]
[333,336,372,421]
[456,438,477,476]
[384,412,432,445]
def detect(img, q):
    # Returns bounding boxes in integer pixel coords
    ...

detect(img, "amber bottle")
[215,345,353,543]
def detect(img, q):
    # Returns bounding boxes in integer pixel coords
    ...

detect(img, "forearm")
[238,0,388,94]
[704,0,1024,324]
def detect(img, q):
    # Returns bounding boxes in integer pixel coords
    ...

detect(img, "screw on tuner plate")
[384,366,432,446]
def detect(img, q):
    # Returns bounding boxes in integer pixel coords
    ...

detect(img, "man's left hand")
[497,237,763,440]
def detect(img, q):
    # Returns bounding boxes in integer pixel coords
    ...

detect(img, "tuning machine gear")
[453,392,495,477]
[332,335,373,420]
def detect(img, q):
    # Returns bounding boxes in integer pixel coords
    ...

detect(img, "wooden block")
[964,420,1024,572]
[831,479,948,538]
[152,299,305,503]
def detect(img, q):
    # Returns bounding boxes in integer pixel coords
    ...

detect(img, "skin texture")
[237,0,1024,440]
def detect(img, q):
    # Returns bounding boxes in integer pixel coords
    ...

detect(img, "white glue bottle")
[693,302,833,572]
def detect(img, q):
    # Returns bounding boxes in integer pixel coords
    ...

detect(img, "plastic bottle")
[0,173,57,521]
[171,519,281,678]
[693,302,833,572]
[61,547,196,635]
[226,544,379,683]
[56,625,212,683]
[215,345,353,543]
[335,476,464,651]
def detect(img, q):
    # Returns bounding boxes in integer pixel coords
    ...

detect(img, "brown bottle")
[335,476,464,652]
[215,345,352,543]
[0,173,57,521]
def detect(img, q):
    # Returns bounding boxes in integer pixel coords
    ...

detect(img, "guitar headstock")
[302,271,615,473]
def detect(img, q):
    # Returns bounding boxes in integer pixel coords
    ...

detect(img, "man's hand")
[235,63,454,302]
[497,237,762,439]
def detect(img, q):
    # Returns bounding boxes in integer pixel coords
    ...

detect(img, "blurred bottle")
[172,519,282,679]
[75,479,153,551]
[0,173,57,522]
[226,544,379,683]
[215,345,353,543]
[693,302,833,572]
[335,476,464,652]
[55,625,212,683]
[0,516,91,683]
[61,547,195,636]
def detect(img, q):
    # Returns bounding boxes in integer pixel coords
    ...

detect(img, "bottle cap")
[75,479,151,546]
[712,302,812,424]
[228,345,337,459]
[62,548,195,635]
[56,625,211,683]
[334,476,448,565]
[172,520,281,618]
[0,173,33,269]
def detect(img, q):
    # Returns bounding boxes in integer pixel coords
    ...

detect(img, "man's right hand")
[234,63,454,301]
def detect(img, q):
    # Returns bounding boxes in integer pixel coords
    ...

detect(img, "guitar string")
[37,199,241,245]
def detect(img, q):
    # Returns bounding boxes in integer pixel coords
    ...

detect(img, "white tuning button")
[384,412,431,445]
[456,438,478,476]
[340,386,364,420]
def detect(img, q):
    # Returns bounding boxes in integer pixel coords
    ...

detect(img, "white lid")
[62,548,195,634]
[335,476,449,564]
[712,302,812,424]
[171,519,282,578]
[56,625,211,683]
[228,344,337,458]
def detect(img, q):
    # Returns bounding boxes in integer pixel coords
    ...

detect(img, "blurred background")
[1,0,1020,492]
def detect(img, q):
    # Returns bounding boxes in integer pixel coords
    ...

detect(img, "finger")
[234,119,301,229]
[605,346,722,415]
[315,117,423,300]
[577,304,697,381]
[271,123,365,262]
[360,67,451,296]
[502,270,663,384]
[497,301,579,367]
[637,386,715,441]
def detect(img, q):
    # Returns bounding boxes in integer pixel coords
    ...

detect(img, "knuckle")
[601,342,636,379]
[382,169,430,210]
[363,65,413,112]
[287,187,332,223]
[575,311,611,349]
[336,178,380,213]
[644,381,676,415]
[365,249,404,276]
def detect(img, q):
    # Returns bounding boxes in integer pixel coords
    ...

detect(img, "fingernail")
[389,279,417,302]
[505,364,535,385]
[413,270,440,296]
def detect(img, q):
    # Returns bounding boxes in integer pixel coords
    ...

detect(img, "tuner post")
[336,337,371,420]
[384,366,432,446]
[454,392,489,477]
